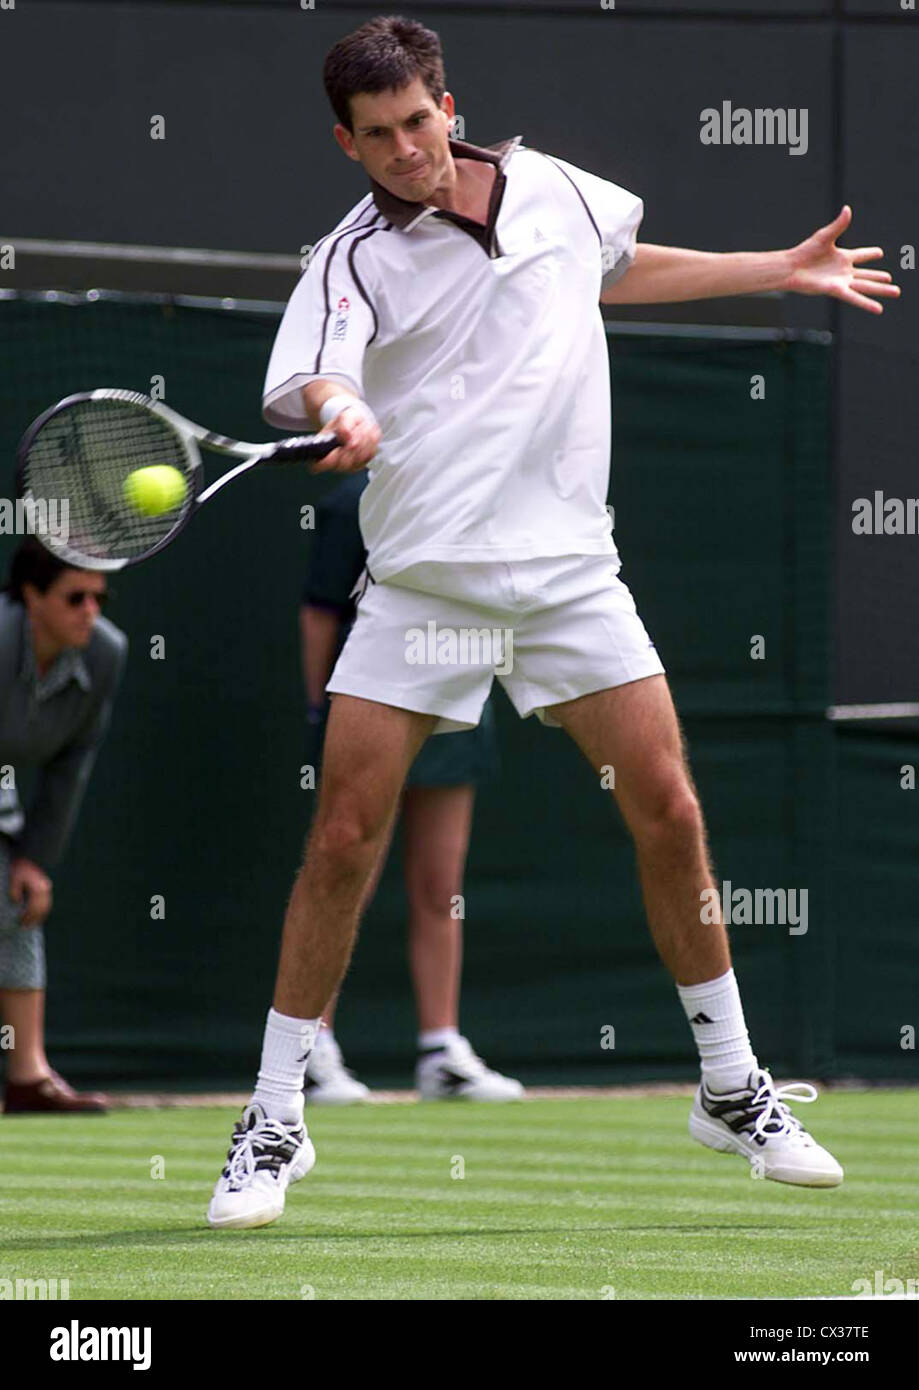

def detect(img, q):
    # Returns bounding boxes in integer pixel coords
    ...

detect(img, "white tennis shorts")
[326,555,665,733]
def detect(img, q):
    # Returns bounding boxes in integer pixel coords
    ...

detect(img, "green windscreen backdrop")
[0,296,911,1088]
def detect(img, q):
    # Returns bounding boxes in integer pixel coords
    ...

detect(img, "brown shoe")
[3,1069,109,1114]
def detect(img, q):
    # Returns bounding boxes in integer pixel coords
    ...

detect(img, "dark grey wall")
[836,25,918,703]
[1,0,916,702]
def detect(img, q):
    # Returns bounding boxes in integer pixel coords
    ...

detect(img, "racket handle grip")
[266,434,339,463]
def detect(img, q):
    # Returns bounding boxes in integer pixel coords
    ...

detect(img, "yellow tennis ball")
[123,465,188,516]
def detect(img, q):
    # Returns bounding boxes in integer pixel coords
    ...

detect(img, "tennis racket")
[16,388,339,571]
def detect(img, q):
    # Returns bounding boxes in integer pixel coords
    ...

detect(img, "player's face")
[25,570,108,650]
[335,78,455,204]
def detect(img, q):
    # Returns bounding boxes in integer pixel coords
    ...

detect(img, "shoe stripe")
[436,1068,474,1094]
[702,1096,776,1138]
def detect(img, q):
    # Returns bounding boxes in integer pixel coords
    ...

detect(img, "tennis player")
[208,16,899,1229]
[300,472,519,1103]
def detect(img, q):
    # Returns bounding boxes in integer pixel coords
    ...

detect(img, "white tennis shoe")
[305,1035,371,1106]
[689,1067,843,1187]
[416,1035,524,1101]
[207,1101,315,1230]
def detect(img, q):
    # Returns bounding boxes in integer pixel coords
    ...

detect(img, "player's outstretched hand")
[784,205,902,313]
[309,404,381,474]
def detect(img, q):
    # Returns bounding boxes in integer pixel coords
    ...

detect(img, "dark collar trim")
[369,135,522,230]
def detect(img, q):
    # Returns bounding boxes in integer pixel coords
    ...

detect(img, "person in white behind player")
[207,15,900,1230]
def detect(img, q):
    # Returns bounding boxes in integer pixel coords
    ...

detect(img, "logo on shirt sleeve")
[331,295,350,342]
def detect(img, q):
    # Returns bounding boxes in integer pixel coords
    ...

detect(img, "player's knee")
[311,809,385,871]
[631,781,703,847]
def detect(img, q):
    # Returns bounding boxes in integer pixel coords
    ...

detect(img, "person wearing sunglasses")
[0,536,127,1114]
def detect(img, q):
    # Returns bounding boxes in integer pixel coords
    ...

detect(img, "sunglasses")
[63,590,109,608]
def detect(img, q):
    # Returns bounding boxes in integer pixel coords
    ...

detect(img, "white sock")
[313,1024,335,1050]
[251,1008,319,1123]
[676,969,758,1092]
[418,1026,460,1053]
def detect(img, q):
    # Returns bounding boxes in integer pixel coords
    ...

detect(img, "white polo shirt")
[263,136,642,583]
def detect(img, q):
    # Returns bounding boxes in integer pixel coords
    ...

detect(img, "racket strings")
[21,400,193,562]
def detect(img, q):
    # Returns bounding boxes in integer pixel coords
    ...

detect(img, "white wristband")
[318,394,376,429]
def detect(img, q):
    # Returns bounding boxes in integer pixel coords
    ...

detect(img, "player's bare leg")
[275,695,435,1019]
[318,836,390,1027]
[549,674,727,986]
[551,674,842,1187]
[307,814,395,1104]
[309,784,474,1105]
[316,821,390,1029]
[207,695,434,1228]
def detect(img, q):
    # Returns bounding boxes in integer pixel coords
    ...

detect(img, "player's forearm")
[300,380,360,432]
[601,243,794,305]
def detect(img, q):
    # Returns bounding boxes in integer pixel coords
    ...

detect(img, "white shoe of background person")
[689,1067,843,1187]
[207,1102,315,1230]
[416,1034,524,1101]
[304,1032,371,1106]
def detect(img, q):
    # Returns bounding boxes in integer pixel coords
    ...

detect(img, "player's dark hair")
[323,15,445,132]
[3,536,78,603]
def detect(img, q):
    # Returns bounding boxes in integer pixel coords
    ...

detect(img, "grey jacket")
[0,592,128,871]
